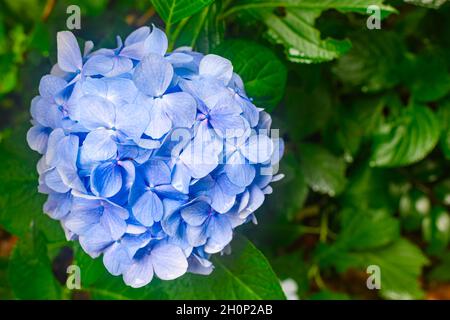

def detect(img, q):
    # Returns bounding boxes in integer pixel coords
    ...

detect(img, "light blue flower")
[129,159,187,227]
[133,54,197,139]
[27,26,284,288]
[90,25,168,77]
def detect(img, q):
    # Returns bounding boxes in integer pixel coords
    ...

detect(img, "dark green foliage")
[0,0,449,300]
[74,235,285,299]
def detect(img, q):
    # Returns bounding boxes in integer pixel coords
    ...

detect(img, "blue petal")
[81,128,117,162]
[186,224,208,247]
[172,162,191,194]
[141,159,171,187]
[121,27,151,60]
[118,143,153,163]
[43,192,72,220]
[146,26,168,56]
[31,97,63,128]
[241,134,274,163]
[161,209,181,236]
[100,202,128,240]
[121,232,152,257]
[57,31,82,73]
[135,137,161,151]
[240,185,265,218]
[132,190,163,227]
[71,95,115,130]
[154,184,188,201]
[27,125,50,154]
[84,40,94,56]
[187,251,213,275]
[224,151,256,187]
[124,26,150,46]
[123,254,153,288]
[46,129,79,168]
[79,223,114,258]
[57,166,86,193]
[44,168,71,193]
[106,56,134,77]
[115,103,150,140]
[209,98,247,138]
[199,54,233,85]
[180,201,210,226]
[209,176,237,214]
[118,160,136,191]
[180,78,229,110]
[179,139,220,179]
[145,99,172,139]
[150,243,187,280]
[133,54,173,97]
[269,138,284,165]
[204,214,233,254]
[257,111,272,131]
[83,54,114,76]
[63,198,102,234]
[80,77,107,97]
[108,161,136,206]
[103,242,132,276]
[161,92,197,129]
[238,97,259,128]
[166,52,194,67]
[90,161,122,198]
[217,172,246,195]
[38,75,67,99]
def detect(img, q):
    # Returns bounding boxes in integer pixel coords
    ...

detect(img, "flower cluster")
[27,26,283,287]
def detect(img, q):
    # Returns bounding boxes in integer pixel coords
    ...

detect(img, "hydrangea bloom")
[27,26,284,288]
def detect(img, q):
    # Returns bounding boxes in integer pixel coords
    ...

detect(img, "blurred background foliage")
[0,0,450,300]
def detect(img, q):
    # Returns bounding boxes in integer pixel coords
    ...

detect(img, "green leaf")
[314,208,400,264]
[8,228,61,299]
[256,9,352,63]
[315,207,428,300]
[428,251,450,282]
[271,252,310,298]
[0,127,65,242]
[283,83,332,140]
[274,153,308,221]
[404,52,450,102]
[399,188,431,232]
[404,0,448,9]
[0,258,13,299]
[342,163,396,211]
[434,179,450,207]
[316,238,429,299]
[422,207,450,255]
[352,239,429,299]
[214,40,287,110]
[0,55,18,95]
[75,235,285,300]
[370,104,440,167]
[241,0,396,64]
[172,1,224,53]
[333,31,406,92]
[339,208,400,250]
[3,0,45,22]
[330,97,385,158]
[299,143,347,196]
[438,98,450,159]
[28,23,51,56]
[310,290,350,300]
[223,0,397,19]
[151,0,214,25]
[75,0,109,16]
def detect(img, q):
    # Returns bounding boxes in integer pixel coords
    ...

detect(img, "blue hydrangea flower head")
[27,26,284,288]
